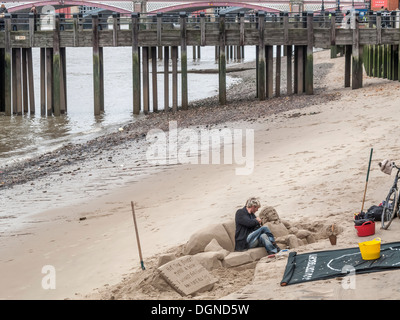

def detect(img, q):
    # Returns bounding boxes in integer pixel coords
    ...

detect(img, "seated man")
[234,197,280,254]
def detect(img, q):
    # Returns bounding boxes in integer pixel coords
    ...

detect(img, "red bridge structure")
[2,0,369,14]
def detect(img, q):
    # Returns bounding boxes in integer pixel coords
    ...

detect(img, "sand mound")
[87,206,343,300]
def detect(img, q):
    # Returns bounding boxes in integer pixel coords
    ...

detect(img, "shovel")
[360,148,373,215]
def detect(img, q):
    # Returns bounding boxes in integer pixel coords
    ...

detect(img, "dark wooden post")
[60,47,67,114]
[73,13,79,47]
[4,15,11,116]
[276,45,281,97]
[345,45,352,87]
[142,46,149,114]
[200,12,206,46]
[46,48,53,116]
[164,46,169,111]
[0,48,4,113]
[172,46,178,112]
[40,48,46,116]
[151,46,158,112]
[219,12,226,105]
[284,12,292,95]
[352,12,363,89]
[258,11,266,100]
[266,45,273,98]
[180,12,188,110]
[92,14,104,115]
[296,46,304,94]
[132,13,141,115]
[22,48,28,114]
[53,14,61,116]
[305,12,313,95]
[240,11,245,47]
[112,12,119,47]
[14,48,22,115]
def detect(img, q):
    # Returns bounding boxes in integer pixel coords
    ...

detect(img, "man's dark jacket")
[234,206,260,251]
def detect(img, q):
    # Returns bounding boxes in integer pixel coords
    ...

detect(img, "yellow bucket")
[358,237,381,260]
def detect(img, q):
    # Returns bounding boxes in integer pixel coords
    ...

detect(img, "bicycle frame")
[382,164,400,229]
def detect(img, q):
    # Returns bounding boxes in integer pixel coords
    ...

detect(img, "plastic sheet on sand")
[280,241,400,286]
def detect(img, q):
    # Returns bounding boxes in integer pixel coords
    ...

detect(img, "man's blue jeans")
[247,226,277,253]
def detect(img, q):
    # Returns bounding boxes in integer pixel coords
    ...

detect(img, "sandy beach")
[2,49,400,300]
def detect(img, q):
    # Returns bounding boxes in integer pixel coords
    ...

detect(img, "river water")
[0,45,256,166]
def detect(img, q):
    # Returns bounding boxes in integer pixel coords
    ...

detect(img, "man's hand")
[256,217,262,225]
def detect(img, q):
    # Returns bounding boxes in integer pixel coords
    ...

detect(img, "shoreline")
[0,56,337,190]
[2,49,400,300]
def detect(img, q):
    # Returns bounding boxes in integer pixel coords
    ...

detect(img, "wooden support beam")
[151,46,158,112]
[171,46,178,112]
[22,48,28,113]
[258,12,266,100]
[345,45,352,88]
[92,14,104,115]
[286,45,292,95]
[27,48,35,114]
[352,13,363,89]
[132,13,141,115]
[40,48,46,116]
[112,12,119,47]
[164,46,169,111]
[219,13,226,105]
[13,48,22,115]
[53,14,61,116]
[60,47,67,114]
[180,12,188,110]
[200,12,206,46]
[142,47,149,114]
[296,46,304,94]
[266,45,273,98]
[305,12,313,95]
[240,12,245,46]
[0,48,4,113]
[4,15,11,116]
[275,45,281,97]
[46,48,53,116]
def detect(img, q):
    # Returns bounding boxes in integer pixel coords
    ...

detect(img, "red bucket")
[355,220,375,237]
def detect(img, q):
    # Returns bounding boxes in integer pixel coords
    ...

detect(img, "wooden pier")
[0,11,400,116]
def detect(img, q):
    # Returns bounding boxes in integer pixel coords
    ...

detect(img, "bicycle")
[381,162,400,229]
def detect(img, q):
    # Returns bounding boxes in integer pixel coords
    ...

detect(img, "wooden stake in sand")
[360,148,373,214]
[131,201,145,270]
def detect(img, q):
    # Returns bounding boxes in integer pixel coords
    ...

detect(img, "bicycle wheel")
[381,188,398,229]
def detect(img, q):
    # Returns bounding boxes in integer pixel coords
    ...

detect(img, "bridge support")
[180,12,188,110]
[132,13,141,115]
[219,13,226,105]
[286,45,293,95]
[351,13,363,90]
[257,12,266,101]
[92,14,104,116]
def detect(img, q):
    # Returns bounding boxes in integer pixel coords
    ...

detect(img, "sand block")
[158,255,218,296]
[183,223,234,255]
[204,239,230,258]
[223,251,253,268]
[157,253,176,268]
[247,247,268,261]
[222,220,236,247]
[192,252,224,270]
[266,222,289,238]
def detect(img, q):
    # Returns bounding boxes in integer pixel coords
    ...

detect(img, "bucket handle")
[373,237,381,242]
[361,220,373,226]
